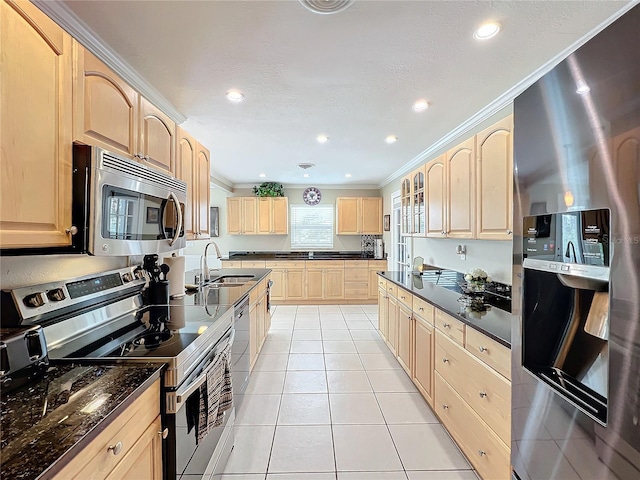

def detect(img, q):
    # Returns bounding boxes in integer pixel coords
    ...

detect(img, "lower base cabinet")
[413,313,434,406]
[249,278,270,369]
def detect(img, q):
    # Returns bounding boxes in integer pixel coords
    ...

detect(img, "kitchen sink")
[209,275,255,286]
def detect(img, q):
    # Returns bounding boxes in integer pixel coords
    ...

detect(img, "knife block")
[145,280,169,305]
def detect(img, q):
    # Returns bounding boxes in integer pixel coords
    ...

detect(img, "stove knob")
[23,292,47,308]
[122,272,134,283]
[134,270,145,280]
[47,288,66,302]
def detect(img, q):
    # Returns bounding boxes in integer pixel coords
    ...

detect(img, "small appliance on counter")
[374,239,384,259]
[140,254,170,305]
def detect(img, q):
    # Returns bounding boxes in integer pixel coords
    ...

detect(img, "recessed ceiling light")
[303,173,311,178]
[412,99,429,112]
[474,21,501,40]
[385,135,398,144]
[316,134,329,144]
[226,89,244,102]
[259,173,266,178]
[576,84,591,95]
[345,173,352,178]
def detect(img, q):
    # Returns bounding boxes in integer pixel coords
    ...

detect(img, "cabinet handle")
[442,358,449,363]
[478,450,486,457]
[479,346,488,353]
[479,391,487,398]
[441,231,446,236]
[159,428,169,439]
[65,226,78,235]
[108,441,123,455]
[443,323,450,328]
[442,404,449,410]
[507,230,513,235]
[137,152,144,159]
[144,155,150,161]
[418,307,424,311]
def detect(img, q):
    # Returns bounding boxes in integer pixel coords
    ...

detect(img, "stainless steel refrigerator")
[512,5,640,479]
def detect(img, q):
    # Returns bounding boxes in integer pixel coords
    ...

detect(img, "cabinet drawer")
[241,261,266,268]
[221,261,242,268]
[465,328,511,380]
[386,282,397,297]
[344,268,368,282]
[434,309,465,346]
[345,283,369,299]
[435,373,510,480]
[396,289,413,310]
[344,260,368,268]
[265,261,306,269]
[412,296,434,324]
[306,260,345,269]
[377,277,387,289]
[435,332,510,445]
[368,260,388,270]
[53,380,160,480]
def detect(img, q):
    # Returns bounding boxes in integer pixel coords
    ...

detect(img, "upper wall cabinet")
[426,155,446,238]
[476,115,513,240]
[73,44,175,175]
[336,197,383,235]
[227,197,287,235]
[411,166,426,236]
[446,137,476,238]
[177,128,210,240]
[0,0,74,248]
[400,176,412,236]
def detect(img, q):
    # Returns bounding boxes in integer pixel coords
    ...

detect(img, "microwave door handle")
[167,192,183,246]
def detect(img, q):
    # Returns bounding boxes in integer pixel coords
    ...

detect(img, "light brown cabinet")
[105,417,163,480]
[344,260,369,300]
[426,155,446,238]
[249,278,270,369]
[336,197,383,235]
[401,176,412,235]
[377,283,389,339]
[476,115,513,240]
[0,0,74,249]
[397,303,412,374]
[227,196,287,235]
[306,261,345,300]
[368,260,387,299]
[177,128,210,240]
[265,261,306,302]
[73,45,175,176]
[446,137,476,238]
[411,166,426,236]
[413,312,434,406]
[386,295,399,356]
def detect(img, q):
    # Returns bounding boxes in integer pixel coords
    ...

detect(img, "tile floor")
[221,305,478,480]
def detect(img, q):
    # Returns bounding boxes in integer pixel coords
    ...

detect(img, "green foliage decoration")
[252,182,285,197]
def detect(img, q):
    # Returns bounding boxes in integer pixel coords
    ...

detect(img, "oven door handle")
[167,191,183,247]
[174,330,234,405]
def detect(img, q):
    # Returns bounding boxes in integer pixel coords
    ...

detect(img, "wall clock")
[303,186,322,205]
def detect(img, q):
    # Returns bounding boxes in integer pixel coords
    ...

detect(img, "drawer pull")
[108,441,123,456]
[442,358,449,363]
[479,346,488,353]
[418,307,424,311]
[400,295,406,299]
[478,450,486,457]
[442,404,449,410]
[479,391,487,398]
[443,322,450,328]
[159,428,169,439]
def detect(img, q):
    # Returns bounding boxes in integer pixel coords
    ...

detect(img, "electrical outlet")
[460,253,466,260]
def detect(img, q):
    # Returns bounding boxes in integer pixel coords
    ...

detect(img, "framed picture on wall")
[210,206,219,237]
[383,214,391,231]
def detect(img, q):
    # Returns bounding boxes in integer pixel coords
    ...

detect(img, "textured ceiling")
[63,0,631,188]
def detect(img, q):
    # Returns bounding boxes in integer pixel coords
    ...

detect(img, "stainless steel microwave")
[71,145,187,256]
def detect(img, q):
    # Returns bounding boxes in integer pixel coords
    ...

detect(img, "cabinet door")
[305,269,324,300]
[426,156,446,238]
[446,137,475,238]
[176,128,197,239]
[397,304,412,375]
[387,295,399,355]
[401,176,412,235]
[361,197,383,234]
[286,269,305,300]
[139,97,175,175]
[336,197,360,234]
[378,286,388,340]
[73,44,138,158]
[226,198,242,235]
[476,116,513,240]
[412,168,426,236]
[1,0,73,248]
[413,316,434,406]
[241,197,257,234]
[249,302,258,366]
[272,197,289,234]
[257,198,272,234]
[104,416,163,480]
[195,144,210,239]
[269,269,286,301]
[324,269,345,299]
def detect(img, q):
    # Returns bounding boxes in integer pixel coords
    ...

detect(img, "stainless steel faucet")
[200,241,222,284]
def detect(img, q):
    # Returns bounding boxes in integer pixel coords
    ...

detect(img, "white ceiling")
[60,0,632,188]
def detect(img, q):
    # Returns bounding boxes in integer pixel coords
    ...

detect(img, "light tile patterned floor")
[222,305,478,480]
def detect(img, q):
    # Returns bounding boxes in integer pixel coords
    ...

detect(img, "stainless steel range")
[1,267,237,480]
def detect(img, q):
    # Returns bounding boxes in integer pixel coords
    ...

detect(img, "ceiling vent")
[298,0,355,15]
[297,163,315,170]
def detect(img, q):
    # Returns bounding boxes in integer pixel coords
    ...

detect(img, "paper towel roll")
[164,254,186,298]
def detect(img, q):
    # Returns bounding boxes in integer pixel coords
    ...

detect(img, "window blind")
[290,204,334,249]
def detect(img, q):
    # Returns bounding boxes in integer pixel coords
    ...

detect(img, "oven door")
[165,328,235,480]
[89,148,186,256]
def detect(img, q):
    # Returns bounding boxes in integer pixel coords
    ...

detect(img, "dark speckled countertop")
[380,270,512,347]
[227,251,385,260]
[1,362,163,480]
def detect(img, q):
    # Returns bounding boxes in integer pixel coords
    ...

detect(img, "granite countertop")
[176,268,272,307]
[379,270,512,347]
[1,362,163,480]
[226,251,386,261]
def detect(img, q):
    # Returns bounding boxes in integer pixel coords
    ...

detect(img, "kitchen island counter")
[0,362,163,480]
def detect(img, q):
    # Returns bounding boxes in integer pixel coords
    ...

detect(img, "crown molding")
[233,183,381,191]
[378,0,639,188]
[32,0,186,124]
[210,175,234,193]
